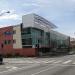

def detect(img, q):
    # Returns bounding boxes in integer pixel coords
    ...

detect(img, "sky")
[0,0,75,37]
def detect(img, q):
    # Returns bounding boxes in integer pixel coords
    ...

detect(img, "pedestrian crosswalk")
[4,59,75,65]
[62,60,72,64]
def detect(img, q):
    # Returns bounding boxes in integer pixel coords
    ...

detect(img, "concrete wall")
[22,13,56,32]
[13,25,22,49]
[22,14,34,28]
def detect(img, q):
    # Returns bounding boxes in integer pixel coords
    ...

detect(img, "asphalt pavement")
[0,55,75,75]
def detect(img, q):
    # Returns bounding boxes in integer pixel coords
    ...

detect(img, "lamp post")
[0,11,10,64]
[0,10,10,50]
[0,11,10,16]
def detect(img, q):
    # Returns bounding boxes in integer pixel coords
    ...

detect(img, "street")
[0,55,75,75]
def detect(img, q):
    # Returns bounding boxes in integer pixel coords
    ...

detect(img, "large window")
[21,27,44,45]
[4,40,11,45]
[21,28,32,48]
[21,28,31,35]
[22,38,32,45]
[31,28,44,45]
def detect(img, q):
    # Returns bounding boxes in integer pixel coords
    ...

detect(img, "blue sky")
[0,0,75,37]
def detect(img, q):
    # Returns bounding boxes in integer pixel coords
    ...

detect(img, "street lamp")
[0,11,10,64]
[0,10,10,49]
[0,11,10,16]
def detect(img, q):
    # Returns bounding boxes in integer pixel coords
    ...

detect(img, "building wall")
[50,30,69,48]
[21,27,49,48]
[22,13,56,32]
[3,48,36,57]
[22,14,34,28]
[0,14,70,57]
[13,25,22,49]
[0,26,13,54]
[14,48,36,57]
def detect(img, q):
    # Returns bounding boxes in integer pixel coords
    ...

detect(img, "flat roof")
[23,13,57,29]
[33,13,57,29]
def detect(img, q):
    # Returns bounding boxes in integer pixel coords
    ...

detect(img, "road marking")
[0,64,39,74]
[45,60,56,63]
[53,60,62,64]
[6,66,13,69]
[6,60,34,64]
[63,60,72,64]
[31,60,41,63]
[31,65,59,75]
[11,66,18,70]
[4,59,57,64]
[37,60,56,64]
[72,62,75,65]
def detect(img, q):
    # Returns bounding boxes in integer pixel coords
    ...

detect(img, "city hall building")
[0,13,70,57]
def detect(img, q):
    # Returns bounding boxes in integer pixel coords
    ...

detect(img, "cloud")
[23,8,40,15]
[0,9,21,20]
[0,0,75,37]
[23,3,39,7]
[0,10,8,13]
[0,9,16,16]
[22,0,52,8]
[0,14,21,20]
